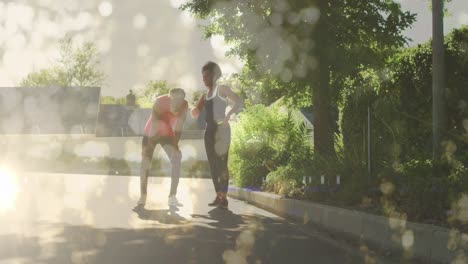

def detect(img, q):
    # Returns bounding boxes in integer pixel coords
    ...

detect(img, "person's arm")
[220,85,243,125]
[191,94,205,118]
[148,99,162,137]
[174,102,188,143]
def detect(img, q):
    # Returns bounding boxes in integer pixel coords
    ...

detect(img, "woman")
[192,61,242,209]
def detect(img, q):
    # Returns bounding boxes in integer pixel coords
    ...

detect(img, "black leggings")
[204,123,230,193]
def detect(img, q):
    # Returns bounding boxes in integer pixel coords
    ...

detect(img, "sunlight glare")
[401,230,414,249]
[459,12,468,27]
[0,166,19,213]
[170,0,187,9]
[180,11,195,28]
[133,14,147,30]
[98,1,113,17]
[210,35,230,60]
[73,141,110,158]
[137,44,150,57]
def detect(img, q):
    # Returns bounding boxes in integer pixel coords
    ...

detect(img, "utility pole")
[432,0,446,160]
[367,101,372,182]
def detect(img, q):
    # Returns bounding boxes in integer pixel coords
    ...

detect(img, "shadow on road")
[132,205,187,225]
[191,207,245,229]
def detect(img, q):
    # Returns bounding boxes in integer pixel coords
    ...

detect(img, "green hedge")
[230,104,312,188]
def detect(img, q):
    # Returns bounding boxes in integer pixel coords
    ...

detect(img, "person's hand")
[191,108,200,118]
[222,115,230,127]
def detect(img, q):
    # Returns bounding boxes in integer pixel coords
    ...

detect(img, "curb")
[228,186,466,264]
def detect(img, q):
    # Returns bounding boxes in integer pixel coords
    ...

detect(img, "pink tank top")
[144,95,187,137]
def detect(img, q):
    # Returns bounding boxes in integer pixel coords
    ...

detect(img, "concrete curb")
[228,186,466,264]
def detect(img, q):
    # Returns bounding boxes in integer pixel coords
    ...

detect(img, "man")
[126,89,136,107]
[138,88,188,206]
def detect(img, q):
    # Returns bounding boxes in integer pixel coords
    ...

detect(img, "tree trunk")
[313,0,336,160]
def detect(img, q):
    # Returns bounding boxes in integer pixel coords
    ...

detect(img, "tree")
[100,96,126,105]
[21,37,105,87]
[58,38,106,87]
[136,80,173,108]
[341,26,468,168]
[192,90,205,105]
[20,68,68,87]
[234,68,301,107]
[182,0,415,158]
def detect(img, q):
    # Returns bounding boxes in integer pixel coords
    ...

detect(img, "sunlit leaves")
[20,37,105,87]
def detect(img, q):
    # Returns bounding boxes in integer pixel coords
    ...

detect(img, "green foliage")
[191,90,205,105]
[183,0,415,156]
[384,159,467,223]
[263,165,302,197]
[20,68,67,87]
[342,26,468,175]
[101,80,175,107]
[234,67,312,107]
[379,26,468,162]
[183,160,210,178]
[27,151,162,176]
[338,26,468,224]
[182,0,414,82]
[230,104,312,188]
[136,80,173,108]
[21,37,105,87]
[100,96,126,105]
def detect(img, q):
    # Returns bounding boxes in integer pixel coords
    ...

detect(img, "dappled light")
[0,170,335,263]
[452,194,468,223]
[401,230,414,250]
[223,220,264,264]
[133,13,147,30]
[0,166,19,213]
[460,12,468,26]
[0,0,467,263]
[0,0,241,98]
[98,1,112,17]
[74,140,110,158]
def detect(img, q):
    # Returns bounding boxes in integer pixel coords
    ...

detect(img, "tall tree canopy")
[21,37,105,88]
[182,0,415,157]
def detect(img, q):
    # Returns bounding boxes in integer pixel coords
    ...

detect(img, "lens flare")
[0,166,19,213]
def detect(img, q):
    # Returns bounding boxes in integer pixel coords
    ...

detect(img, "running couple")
[138,61,242,209]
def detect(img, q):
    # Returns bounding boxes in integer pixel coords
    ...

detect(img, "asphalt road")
[0,173,380,264]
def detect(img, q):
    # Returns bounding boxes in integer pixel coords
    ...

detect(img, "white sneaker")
[138,194,147,205]
[168,195,180,206]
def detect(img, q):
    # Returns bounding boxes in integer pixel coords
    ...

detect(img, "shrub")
[382,158,468,223]
[263,165,303,198]
[230,104,312,188]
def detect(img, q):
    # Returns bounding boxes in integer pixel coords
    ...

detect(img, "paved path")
[0,172,369,263]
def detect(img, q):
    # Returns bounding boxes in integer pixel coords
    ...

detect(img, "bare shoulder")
[153,97,162,112]
[219,84,233,97]
[219,84,231,91]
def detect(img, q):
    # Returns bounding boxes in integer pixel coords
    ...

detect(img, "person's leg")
[205,127,221,205]
[205,128,220,192]
[139,136,156,205]
[215,125,231,208]
[161,141,182,197]
[218,145,230,194]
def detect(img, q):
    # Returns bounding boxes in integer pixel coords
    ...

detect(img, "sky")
[0,0,467,98]
[398,0,468,45]
[0,0,243,100]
